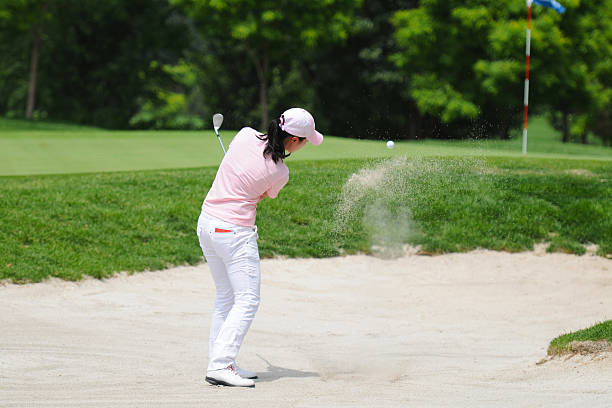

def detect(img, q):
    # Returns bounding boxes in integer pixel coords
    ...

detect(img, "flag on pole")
[522,0,566,157]
[531,0,566,14]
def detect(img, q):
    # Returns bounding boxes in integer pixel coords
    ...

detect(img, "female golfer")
[197,108,323,387]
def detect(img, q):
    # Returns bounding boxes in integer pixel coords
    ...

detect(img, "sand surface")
[1,251,611,407]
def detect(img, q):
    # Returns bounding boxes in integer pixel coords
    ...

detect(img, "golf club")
[213,113,226,154]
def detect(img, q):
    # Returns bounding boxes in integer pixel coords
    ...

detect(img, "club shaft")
[216,132,226,154]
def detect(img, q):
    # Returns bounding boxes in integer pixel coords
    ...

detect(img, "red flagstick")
[522,1,532,158]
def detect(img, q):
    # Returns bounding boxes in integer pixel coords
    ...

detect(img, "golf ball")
[386,140,395,149]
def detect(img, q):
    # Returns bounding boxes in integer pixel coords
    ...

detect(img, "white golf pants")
[196,212,261,371]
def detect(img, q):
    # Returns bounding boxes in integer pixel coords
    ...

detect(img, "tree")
[490,0,611,144]
[303,0,419,139]
[173,0,362,130]
[38,0,190,128]
[545,0,612,145]
[0,0,190,127]
[129,26,262,130]
[391,0,612,142]
[0,0,51,119]
[25,1,48,119]
[391,0,526,139]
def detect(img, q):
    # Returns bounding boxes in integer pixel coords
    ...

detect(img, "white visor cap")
[279,108,323,146]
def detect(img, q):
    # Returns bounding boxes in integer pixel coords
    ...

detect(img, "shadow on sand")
[255,354,319,382]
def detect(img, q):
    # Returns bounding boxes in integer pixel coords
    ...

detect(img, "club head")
[213,113,224,132]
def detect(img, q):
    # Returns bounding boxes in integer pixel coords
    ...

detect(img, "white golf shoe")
[205,364,255,388]
[235,364,258,379]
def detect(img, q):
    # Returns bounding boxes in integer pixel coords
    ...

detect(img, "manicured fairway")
[1,117,610,176]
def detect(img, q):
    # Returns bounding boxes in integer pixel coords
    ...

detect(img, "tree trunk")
[25,26,42,119]
[248,48,269,131]
[561,110,569,143]
[501,117,511,140]
[258,71,268,131]
[25,2,48,119]
[581,133,587,144]
[408,103,420,139]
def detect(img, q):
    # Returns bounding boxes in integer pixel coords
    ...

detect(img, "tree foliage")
[304,0,419,139]
[171,0,362,130]
[0,0,50,117]
[391,0,611,142]
[546,0,612,144]
[1,0,189,128]
[0,0,610,144]
[391,0,525,138]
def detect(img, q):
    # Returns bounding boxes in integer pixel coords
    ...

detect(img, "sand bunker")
[1,250,611,406]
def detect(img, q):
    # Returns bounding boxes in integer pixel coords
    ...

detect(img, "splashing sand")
[335,157,416,257]
[335,156,488,257]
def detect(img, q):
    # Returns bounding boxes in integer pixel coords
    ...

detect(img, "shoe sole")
[205,376,255,388]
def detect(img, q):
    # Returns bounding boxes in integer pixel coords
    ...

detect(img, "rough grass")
[548,320,612,356]
[1,156,610,283]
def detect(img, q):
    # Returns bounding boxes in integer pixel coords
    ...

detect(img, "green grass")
[0,122,226,176]
[1,156,610,283]
[548,320,612,355]
[1,116,610,176]
[1,116,610,283]
[0,117,100,131]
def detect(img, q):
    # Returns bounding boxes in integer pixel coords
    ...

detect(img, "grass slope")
[548,320,612,355]
[1,156,610,283]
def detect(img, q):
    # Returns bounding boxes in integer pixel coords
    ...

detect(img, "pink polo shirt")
[202,127,289,226]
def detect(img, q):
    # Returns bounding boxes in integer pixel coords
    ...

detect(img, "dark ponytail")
[257,118,294,163]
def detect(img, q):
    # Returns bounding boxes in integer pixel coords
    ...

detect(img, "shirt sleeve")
[266,171,289,199]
